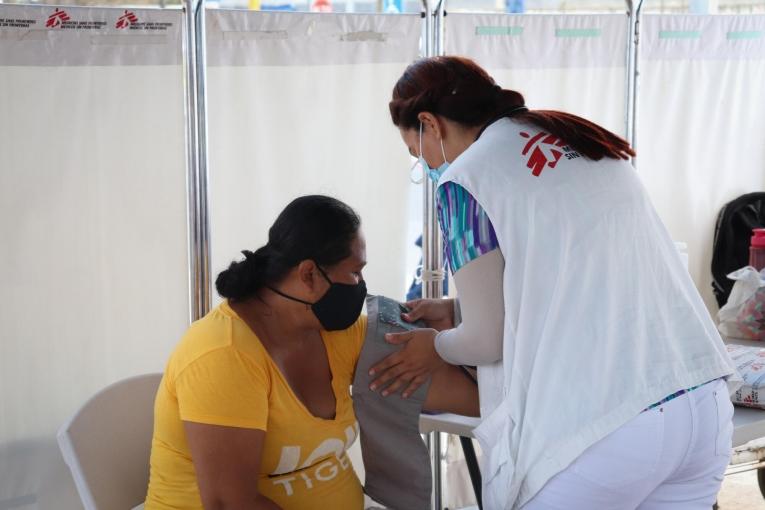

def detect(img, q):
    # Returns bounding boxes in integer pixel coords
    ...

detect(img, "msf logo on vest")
[45,8,70,28]
[270,423,359,496]
[520,131,581,177]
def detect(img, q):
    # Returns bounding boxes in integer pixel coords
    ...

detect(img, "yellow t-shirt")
[145,301,366,510]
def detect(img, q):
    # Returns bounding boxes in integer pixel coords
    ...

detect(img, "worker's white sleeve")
[434,248,505,366]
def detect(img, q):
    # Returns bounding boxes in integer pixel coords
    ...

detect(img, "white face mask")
[409,122,450,184]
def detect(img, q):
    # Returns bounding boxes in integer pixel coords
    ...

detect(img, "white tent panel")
[0,6,189,508]
[206,11,422,303]
[637,14,765,313]
[445,13,628,136]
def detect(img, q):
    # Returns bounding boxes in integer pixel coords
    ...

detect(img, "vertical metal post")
[434,0,445,58]
[625,0,644,168]
[422,2,446,508]
[184,0,212,322]
[421,0,433,57]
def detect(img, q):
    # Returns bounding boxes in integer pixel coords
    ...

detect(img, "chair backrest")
[57,373,162,510]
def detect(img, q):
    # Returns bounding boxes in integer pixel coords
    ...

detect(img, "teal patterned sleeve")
[436,182,500,274]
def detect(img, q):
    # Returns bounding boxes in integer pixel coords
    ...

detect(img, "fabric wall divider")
[445,13,629,136]
[0,5,190,508]
[205,10,423,305]
[636,14,765,314]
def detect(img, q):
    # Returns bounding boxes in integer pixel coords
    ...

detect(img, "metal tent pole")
[184,0,212,322]
[625,0,644,168]
[422,1,446,507]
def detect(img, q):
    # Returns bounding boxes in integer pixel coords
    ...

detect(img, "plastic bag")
[718,266,765,341]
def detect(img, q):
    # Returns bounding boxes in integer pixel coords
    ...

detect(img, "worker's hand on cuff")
[401,298,455,332]
[368,328,444,399]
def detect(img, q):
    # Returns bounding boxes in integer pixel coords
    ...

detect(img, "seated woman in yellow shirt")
[145,195,478,510]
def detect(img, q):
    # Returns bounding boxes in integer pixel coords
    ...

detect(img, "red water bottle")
[751,229,765,271]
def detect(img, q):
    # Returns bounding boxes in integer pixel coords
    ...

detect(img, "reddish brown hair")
[389,56,635,161]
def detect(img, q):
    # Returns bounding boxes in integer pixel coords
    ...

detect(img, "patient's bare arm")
[423,363,479,417]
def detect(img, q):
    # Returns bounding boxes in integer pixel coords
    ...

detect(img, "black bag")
[711,192,765,308]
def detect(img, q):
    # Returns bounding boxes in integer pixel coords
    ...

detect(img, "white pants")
[522,379,734,510]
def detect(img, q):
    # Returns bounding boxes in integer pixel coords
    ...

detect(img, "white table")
[421,407,765,449]
[420,412,479,439]
[733,406,765,447]
[421,338,765,442]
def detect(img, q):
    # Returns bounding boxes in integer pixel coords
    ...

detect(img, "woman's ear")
[296,260,318,291]
[417,112,443,140]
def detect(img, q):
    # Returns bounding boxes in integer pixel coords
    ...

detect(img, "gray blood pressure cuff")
[353,295,432,510]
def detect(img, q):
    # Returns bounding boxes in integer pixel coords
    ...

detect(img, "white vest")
[439,118,739,509]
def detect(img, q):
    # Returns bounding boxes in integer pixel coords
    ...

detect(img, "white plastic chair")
[57,373,162,510]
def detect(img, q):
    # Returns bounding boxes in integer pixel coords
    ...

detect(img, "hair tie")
[507,105,528,115]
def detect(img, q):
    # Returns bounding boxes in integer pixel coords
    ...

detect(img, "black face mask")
[268,266,367,331]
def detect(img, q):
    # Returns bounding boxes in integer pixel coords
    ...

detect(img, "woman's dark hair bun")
[215,246,274,301]
[215,195,361,302]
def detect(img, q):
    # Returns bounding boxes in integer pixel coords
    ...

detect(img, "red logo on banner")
[311,0,333,11]
[46,8,70,28]
[520,131,580,177]
[116,10,138,29]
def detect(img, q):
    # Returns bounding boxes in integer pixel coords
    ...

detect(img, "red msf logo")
[520,131,568,177]
[116,10,138,29]
[46,8,70,28]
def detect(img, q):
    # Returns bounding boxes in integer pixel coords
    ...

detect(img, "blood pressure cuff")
[353,295,432,510]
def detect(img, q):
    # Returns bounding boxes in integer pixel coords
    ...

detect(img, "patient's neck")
[232,295,318,348]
